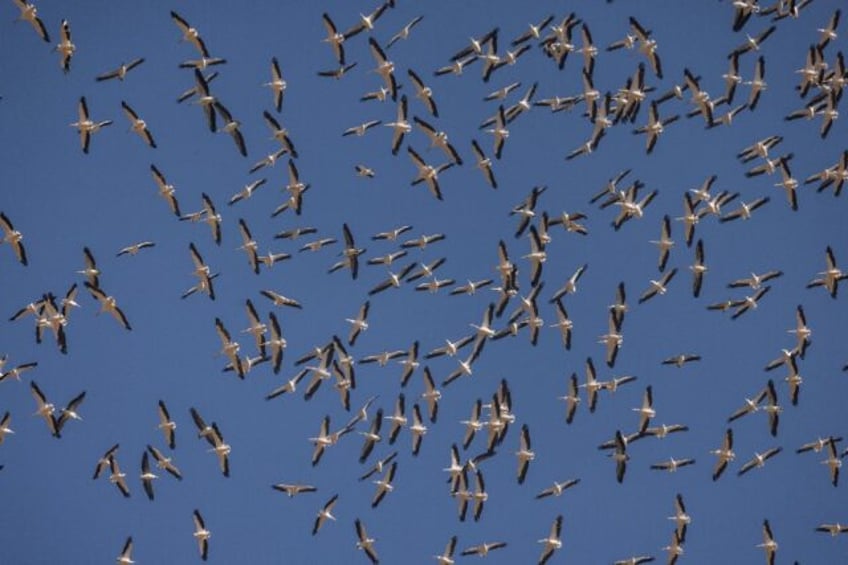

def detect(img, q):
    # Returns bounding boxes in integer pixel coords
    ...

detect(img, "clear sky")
[1,0,847,563]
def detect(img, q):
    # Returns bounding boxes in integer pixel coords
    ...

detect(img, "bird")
[651,457,695,472]
[730,286,771,320]
[0,212,28,266]
[30,380,58,437]
[371,461,397,508]
[538,514,563,565]
[738,447,783,476]
[116,536,134,565]
[85,283,132,331]
[207,423,231,477]
[70,96,112,154]
[55,19,75,73]
[264,57,286,112]
[757,519,778,565]
[147,445,182,480]
[807,246,848,298]
[156,400,176,450]
[690,239,707,298]
[387,15,424,48]
[633,386,656,434]
[612,430,630,483]
[108,455,131,498]
[822,436,842,487]
[140,450,157,501]
[354,519,379,565]
[638,268,677,304]
[116,241,155,257]
[407,69,439,117]
[710,428,735,481]
[96,58,145,82]
[55,390,86,436]
[92,443,120,480]
[461,541,507,558]
[192,509,211,561]
[149,165,182,217]
[516,424,535,484]
[271,483,317,498]
[662,354,701,368]
[407,146,453,201]
[346,301,370,346]
[434,536,458,565]
[633,101,679,154]
[13,0,49,42]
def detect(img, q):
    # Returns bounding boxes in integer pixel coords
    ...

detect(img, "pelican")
[661,531,684,565]
[651,457,695,473]
[265,369,306,401]
[371,460,397,508]
[612,430,630,483]
[344,2,390,39]
[93,443,120,480]
[516,424,535,484]
[170,10,208,55]
[0,411,13,445]
[55,19,75,73]
[207,423,231,477]
[71,97,112,154]
[614,556,656,565]
[272,483,317,498]
[116,241,155,258]
[354,519,379,565]
[147,445,182,480]
[408,68,439,117]
[821,436,842,487]
[149,165,181,217]
[409,404,428,456]
[108,455,131,498]
[261,111,298,157]
[710,428,735,481]
[638,268,678,304]
[139,450,158,501]
[633,101,678,154]
[85,283,131,330]
[461,541,507,558]
[728,270,783,290]
[215,317,243,378]
[368,263,416,296]
[633,386,656,433]
[426,335,474,359]
[757,519,778,565]
[549,263,588,303]
[817,523,848,537]
[407,146,453,200]
[190,69,217,132]
[738,447,782,476]
[434,55,478,77]
[192,509,211,561]
[312,494,339,536]
[0,212,28,266]
[730,286,771,320]
[345,301,370,346]
[97,58,145,82]
[485,105,510,160]
[55,390,85,436]
[434,536,458,565]
[807,245,848,298]
[662,354,701,368]
[184,243,217,301]
[538,515,563,565]
[119,100,156,148]
[629,16,663,78]
[116,536,134,564]
[384,394,407,445]
[746,56,768,111]
[557,373,580,424]
[13,0,49,42]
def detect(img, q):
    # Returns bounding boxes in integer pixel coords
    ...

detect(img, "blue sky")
[1,0,847,563]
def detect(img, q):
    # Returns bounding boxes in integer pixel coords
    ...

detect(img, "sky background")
[1,0,847,563]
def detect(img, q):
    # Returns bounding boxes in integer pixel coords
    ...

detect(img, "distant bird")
[371,461,397,508]
[140,450,157,501]
[150,165,182,217]
[85,283,131,331]
[71,97,112,154]
[434,536,458,565]
[738,447,782,476]
[515,424,534,484]
[13,0,50,42]
[807,246,848,298]
[192,509,211,561]
[407,146,454,201]
[264,57,286,112]
[116,241,155,257]
[108,455,131,498]
[0,212,28,266]
[92,443,120,480]
[55,19,75,73]
[638,268,677,304]
[537,514,563,565]
[147,445,182,480]
[651,457,695,473]
[407,68,439,117]
[354,519,379,565]
[730,286,771,320]
[97,58,145,82]
[55,390,86,436]
[214,101,247,157]
[30,381,58,437]
[756,519,778,565]
[116,536,134,565]
[387,15,424,48]
[710,428,735,481]
[662,354,701,368]
[461,541,507,558]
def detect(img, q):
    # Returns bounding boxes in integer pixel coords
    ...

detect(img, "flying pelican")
[408,68,439,117]
[140,450,157,501]
[538,514,563,564]
[738,447,783,476]
[208,423,231,477]
[147,445,182,480]
[192,509,211,561]
[638,268,678,304]
[85,283,131,330]
[312,494,339,536]
[108,455,131,498]
[434,535,458,565]
[807,246,848,298]
[354,519,379,565]
[93,443,120,480]
[120,101,157,148]
[757,519,778,565]
[371,461,397,508]
[96,58,145,82]
[55,390,85,436]
[71,96,112,154]
[407,146,453,200]
[516,424,535,484]
[410,404,428,456]
[461,541,507,558]
[30,381,58,436]
[149,165,182,217]
[730,286,771,320]
[710,428,735,481]
[116,536,134,565]
[387,15,424,48]
[0,212,28,266]
[13,0,49,42]
[56,19,75,73]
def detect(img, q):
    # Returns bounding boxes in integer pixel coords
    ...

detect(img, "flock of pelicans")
[2,0,848,563]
